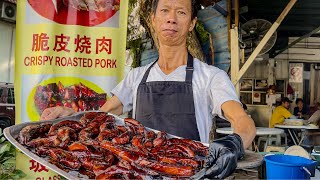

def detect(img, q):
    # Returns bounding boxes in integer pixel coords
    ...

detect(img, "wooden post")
[209,34,215,65]
[241,49,245,64]
[310,65,316,105]
[230,27,240,96]
[233,0,297,85]
[227,0,231,50]
[234,0,239,27]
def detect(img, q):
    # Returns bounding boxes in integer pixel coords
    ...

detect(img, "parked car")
[0,83,15,132]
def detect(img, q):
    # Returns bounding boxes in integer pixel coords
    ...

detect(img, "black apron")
[135,54,200,141]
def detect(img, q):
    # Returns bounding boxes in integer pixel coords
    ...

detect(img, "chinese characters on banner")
[29,159,49,173]
[32,33,112,54]
[15,0,128,179]
[26,33,115,69]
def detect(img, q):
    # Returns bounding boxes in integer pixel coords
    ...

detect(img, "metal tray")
[4,111,209,179]
[4,111,97,179]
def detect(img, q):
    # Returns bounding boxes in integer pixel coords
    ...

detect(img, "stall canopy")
[240,0,320,56]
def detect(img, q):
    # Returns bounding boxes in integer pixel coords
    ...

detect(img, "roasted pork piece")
[63,0,115,12]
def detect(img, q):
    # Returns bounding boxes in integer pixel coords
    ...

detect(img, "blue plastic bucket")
[264,155,317,179]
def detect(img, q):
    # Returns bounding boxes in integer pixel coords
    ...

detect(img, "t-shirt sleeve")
[308,110,320,123]
[110,69,136,113]
[282,108,292,119]
[209,71,241,119]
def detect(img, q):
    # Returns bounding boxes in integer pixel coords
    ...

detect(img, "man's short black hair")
[151,0,201,20]
[282,97,292,103]
[295,98,304,104]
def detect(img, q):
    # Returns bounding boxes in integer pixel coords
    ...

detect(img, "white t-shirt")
[111,58,240,143]
[308,110,320,124]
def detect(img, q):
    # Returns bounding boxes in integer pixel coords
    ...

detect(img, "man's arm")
[308,110,320,123]
[40,106,75,120]
[41,95,124,120]
[221,100,256,149]
[200,100,255,179]
[99,95,124,115]
[283,108,293,119]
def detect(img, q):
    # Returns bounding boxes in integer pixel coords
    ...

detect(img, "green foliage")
[127,38,143,68]
[0,133,26,180]
[0,169,26,180]
[126,0,144,68]
[59,175,68,180]
[128,0,138,13]
[195,21,210,44]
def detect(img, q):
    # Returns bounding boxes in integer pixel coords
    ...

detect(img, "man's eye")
[178,11,186,15]
[161,9,168,12]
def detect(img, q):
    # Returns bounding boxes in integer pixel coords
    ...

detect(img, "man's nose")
[166,10,177,24]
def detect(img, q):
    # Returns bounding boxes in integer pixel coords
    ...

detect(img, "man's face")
[297,101,303,109]
[283,102,290,109]
[151,0,196,46]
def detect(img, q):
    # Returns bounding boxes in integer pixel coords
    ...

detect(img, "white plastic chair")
[258,133,287,151]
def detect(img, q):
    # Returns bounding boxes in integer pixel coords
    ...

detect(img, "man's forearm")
[99,96,124,115]
[222,101,256,149]
[232,114,256,148]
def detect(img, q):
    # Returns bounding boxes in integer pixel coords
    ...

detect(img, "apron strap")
[186,53,194,83]
[140,53,194,84]
[140,60,158,83]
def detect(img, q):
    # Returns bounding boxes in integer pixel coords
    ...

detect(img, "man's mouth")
[163,29,178,32]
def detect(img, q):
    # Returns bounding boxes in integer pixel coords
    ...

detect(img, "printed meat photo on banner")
[20,75,118,123]
[26,0,121,27]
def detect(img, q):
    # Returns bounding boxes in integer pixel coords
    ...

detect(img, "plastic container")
[264,154,317,179]
[284,119,304,126]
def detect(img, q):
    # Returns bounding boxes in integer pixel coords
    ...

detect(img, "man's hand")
[40,106,75,120]
[203,134,244,179]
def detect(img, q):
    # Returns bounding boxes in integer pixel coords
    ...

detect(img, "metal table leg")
[298,130,306,145]
[291,129,300,143]
[264,135,272,152]
[287,129,298,145]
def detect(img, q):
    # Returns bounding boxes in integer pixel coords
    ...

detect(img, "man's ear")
[189,17,197,31]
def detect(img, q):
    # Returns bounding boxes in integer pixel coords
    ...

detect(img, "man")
[293,98,309,119]
[300,103,320,150]
[308,102,320,126]
[41,0,256,178]
[270,97,293,128]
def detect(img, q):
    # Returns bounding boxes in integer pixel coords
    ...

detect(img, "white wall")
[276,37,320,61]
[275,37,320,105]
[0,21,15,83]
[242,37,320,126]
[9,27,15,83]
